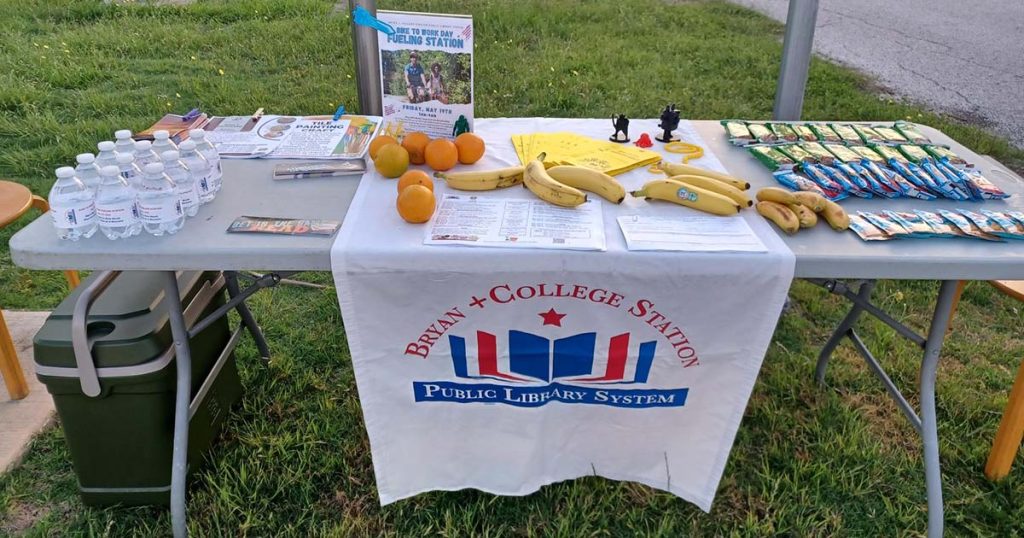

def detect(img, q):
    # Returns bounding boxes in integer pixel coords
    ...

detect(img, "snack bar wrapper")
[849,214,891,241]
[816,163,872,198]
[924,145,970,168]
[793,124,817,142]
[885,210,937,237]
[772,170,847,201]
[810,123,842,143]
[852,125,884,144]
[914,210,965,238]
[938,209,1003,241]
[873,126,908,145]
[722,120,753,145]
[778,144,816,164]
[894,121,930,144]
[830,123,863,143]
[860,211,911,238]
[825,144,864,164]
[749,145,795,170]
[769,123,799,142]
[958,209,1012,238]
[980,210,1024,239]
[747,123,776,144]
[897,144,931,163]
[800,142,838,165]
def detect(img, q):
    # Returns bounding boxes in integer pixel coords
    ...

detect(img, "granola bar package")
[747,123,776,144]
[1006,211,1024,227]
[793,124,817,142]
[818,163,873,198]
[810,123,842,143]
[749,145,794,170]
[897,144,931,163]
[852,124,884,144]
[914,210,964,238]
[825,143,864,164]
[849,214,891,241]
[799,142,837,164]
[924,145,970,168]
[885,210,937,237]
[798,163,847,198]
[873,126,908,144]
[773,169,847,201]
[959,209,1010,237]
[849,145,886,164]
[938,209,1003,241]
[769,123,799,142]
[962,169,1009,200]
[894,121,931,144]
[830,123,863,143]
[859,211,911,238]
[722,120,753,145]
[980,210,1024,238]
[777,144,816,163]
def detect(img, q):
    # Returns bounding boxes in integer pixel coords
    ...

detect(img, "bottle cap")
[116,153,135,164]
[161,150,180,161]
[189,129,206,139]
[178,140,196,150]
[56,166,76,178]
[135,140,152,150]
[76,153,95,164]
[97,141,115,151]
[114,129,132,140]
[153,130,170,140]
[144,162,165,174]
[100,165,120,177]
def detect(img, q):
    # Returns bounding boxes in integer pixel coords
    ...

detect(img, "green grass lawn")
[2,0,1024,535]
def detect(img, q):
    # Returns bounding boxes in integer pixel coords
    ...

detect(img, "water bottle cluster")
[48,128,223,240]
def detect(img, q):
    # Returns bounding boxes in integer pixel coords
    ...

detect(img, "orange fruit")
[424,138,458,171]
[374,144,409,178]
[454,133,485,164]
[402,132,431,165]
[369,135,398,160]
[396,184,435,223]
[397,169,433,193]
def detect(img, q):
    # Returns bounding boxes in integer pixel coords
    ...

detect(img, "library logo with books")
[412,327,689,409]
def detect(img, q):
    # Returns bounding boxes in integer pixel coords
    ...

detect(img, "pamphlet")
[425,195,605,251]
[616,215,767,252]
[227,216,341,236]
[377,11,474,140]
[136,113,210,143]
[205,115,381,159]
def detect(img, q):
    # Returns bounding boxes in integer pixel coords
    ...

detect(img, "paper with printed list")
[425,195,605,251]
[617,215,767,253]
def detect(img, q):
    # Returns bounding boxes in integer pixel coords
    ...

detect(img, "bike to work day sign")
[377,11,474,140]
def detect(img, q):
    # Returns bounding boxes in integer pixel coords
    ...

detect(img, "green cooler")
[33,270,243,506]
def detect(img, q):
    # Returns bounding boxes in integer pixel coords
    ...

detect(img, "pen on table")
[181,108,200,122]
[251,107,264,123]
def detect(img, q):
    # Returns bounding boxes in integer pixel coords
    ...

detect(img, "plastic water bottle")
[95,165,141,239]
[96,141,119,169]
[190,129,222,193]
[116,153,142,188]
[114,129,136,156]
[137,162,184,236]
[161,150,199,217]
[134,140,161,168]
[178,140,214,204]
[151,130,178,154]
[74,153,102,193]
[48,166,97,241]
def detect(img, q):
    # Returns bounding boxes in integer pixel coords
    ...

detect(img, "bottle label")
[198,175,211,194]
[96,199,138,226]
[120,168,137,182]
[51,200,97,229]
[177,184,199,208]
[138,198,183,223]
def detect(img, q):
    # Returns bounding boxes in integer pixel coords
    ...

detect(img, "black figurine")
[609,114,630,143]
[655,104,680,143]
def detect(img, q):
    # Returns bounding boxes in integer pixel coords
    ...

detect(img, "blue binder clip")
[352,5,396,35]
[332,104,346,121]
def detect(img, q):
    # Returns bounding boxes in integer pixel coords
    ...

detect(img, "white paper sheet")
[425,195,606,251]
[617,215,768,252]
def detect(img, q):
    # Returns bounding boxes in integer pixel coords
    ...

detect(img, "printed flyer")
[377,11,473,140]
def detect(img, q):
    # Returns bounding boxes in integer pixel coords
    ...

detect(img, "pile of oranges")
[369,131,486,224]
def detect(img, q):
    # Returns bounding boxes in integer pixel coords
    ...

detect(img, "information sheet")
[616,215,767,252]
[425,195,605,251]
[205,115,381,159]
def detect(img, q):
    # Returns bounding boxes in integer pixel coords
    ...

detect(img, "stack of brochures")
[511,132,661,176]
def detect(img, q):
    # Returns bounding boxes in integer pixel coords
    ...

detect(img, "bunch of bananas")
[630,161,753,216]
[754,187,849,235]
[435,153,626,208]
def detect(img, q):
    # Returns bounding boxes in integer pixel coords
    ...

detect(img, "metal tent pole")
[349,0,383,115]
[772,0,819,120]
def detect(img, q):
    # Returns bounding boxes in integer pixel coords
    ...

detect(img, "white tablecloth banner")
[331,118,795,511]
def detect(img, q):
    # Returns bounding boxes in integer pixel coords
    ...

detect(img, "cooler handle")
[71,270,121,397]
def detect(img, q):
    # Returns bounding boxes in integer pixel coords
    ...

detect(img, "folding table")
[10,120,1024,537]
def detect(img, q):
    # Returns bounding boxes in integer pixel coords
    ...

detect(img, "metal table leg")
[164,271,191,538]
[225,271,271,361]
[810,279,961,536]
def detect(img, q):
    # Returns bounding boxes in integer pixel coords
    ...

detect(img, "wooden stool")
[950,280,1024,480]
[0,180,80,400]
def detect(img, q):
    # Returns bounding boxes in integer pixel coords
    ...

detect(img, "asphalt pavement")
[729,0,1024,148]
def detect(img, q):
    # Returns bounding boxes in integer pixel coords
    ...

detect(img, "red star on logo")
[539,308,566,327]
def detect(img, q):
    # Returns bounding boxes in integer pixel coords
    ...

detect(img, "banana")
[658,161,750,190]
[667,174,752,208]
[524,154,588,207]
[787,202,818,228]
[435,166,524,191]
[821,199,850,230]
[631,179,741,216]
[792,191,826,212]
[756,187,800,206]
[756,201,800,235]
[547,165,625,204]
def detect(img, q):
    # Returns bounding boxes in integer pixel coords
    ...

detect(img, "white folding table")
[11,120,1024,537]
